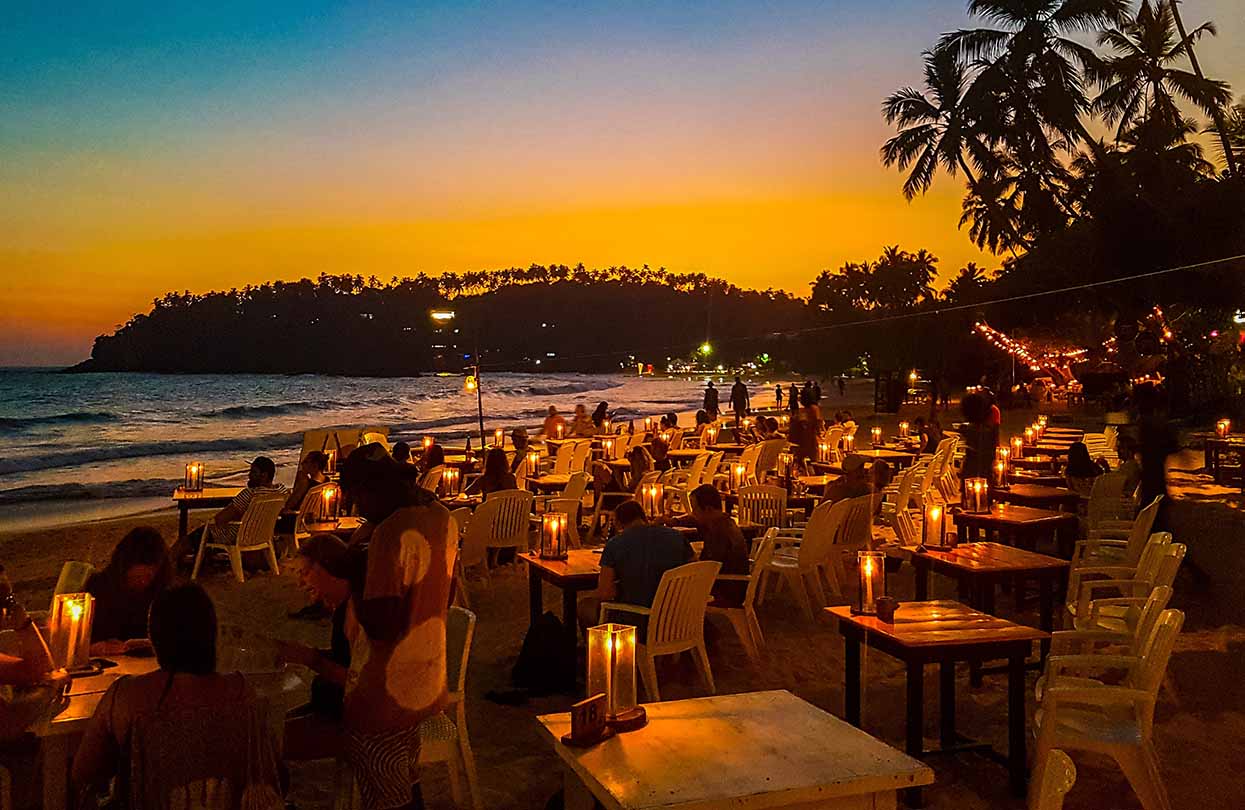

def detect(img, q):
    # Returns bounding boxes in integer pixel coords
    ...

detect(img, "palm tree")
[1169,0,1237,174]
[882,49,992,199]
[944,262,990,302]
[1205,97,1245,169]
[1093,0,1232,143]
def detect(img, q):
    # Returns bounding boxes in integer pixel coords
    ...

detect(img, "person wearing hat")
[277,534,364,761]
[508,427,531,474]
[176,456,285,565]
[823,454,872,504]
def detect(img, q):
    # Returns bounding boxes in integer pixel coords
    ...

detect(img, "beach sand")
[3,409,1241,809]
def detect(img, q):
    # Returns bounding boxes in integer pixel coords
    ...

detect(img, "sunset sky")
[3,1,1243,365]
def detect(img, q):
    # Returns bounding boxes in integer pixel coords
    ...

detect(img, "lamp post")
[432,309,486,448]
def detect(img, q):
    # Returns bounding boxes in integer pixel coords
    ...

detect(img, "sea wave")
[0,432,308,476]
[203,397,406,419]
[0,411,118,433]
[0,478,183,505]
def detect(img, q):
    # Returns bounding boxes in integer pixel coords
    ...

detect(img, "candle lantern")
[1216,419,1231,438]
[964,477,989,513]
[526,451,542,481]
[742,417,753,431]
[587,623,646,730]
[441,467,461,497]
[325,449,337,475]
[1037,415,1048,427]
[184,461,205,492]
[644,416,654,434]
[317,484,341,521]
[704,426,718,446]
[494,428,504,449]
[540,512,568,560]
[49,593,94,671]
[898,421,910,439]
[602,418,612,435]
[775,452,793,479]
[1023,427,1035,446]
[922,503,945,548]
[1011,436,1025,458]
[780,414,789,428]
[555,422,565,440]
[993,460,1009,489]
[601,437,616,460]
[730,463,747,492]
[995,446,1010,467]
[843,433,855,453]
[422,436,435,453]
[870,426,883,447]
[660,431,672,445]
[855,551,886,615]
[640,483,665,519]
[817,441,833,463]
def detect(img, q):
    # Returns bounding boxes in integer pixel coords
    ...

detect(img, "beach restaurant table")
[707,442,750,454]
[830,601,1048,798]
[1204,437,1245,484]
[858,447,919,469]
[954,504,1079,557]
[172,486,243,543]
[538,690,932,810]
[1008,471,1067,488]
[521,549,602,668]
[1011,454,1058,470]
[992,483,1081,512]
[666,448,705,465]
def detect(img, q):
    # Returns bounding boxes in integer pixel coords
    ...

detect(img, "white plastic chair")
[1031,610,1184,810]
[568,440,593,473]
[51,561,95,604]
[448,507,472,609]
[757,498,853,620]
[418,606,481,810]
[736,484,789,530]
[420,465,445,493]
[1068,540,1184,630]
[599,560,720,701]
[291,482,333,552]
[192,491,285,583]
[706,535,774,662]
[1073,496,1162,570]
[1031,749,1076,810]
[471,489,534,557]
[753,438,788,479]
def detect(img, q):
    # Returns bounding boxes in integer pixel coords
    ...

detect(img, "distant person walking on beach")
[775,385,783,409]
[837,376,846,396]
[729,377,749,424]
[703,382,720,420]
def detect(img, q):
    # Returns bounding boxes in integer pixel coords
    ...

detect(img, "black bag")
[512,611,575,694]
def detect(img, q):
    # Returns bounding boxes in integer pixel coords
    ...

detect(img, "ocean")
[0,369,754,532]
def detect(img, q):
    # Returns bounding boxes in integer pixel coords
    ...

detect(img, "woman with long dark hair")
[1065,441,1104,495]
[465,447,517,496]
[85,527,172,657]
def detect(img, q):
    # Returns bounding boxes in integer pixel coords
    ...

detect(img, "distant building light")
[535,359,541,365]
[430,310,456,322]
[547,352,557,357]
[541,322,548,328]
[699,342,712,356]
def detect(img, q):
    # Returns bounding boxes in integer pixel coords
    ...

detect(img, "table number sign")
[562,693,615,747]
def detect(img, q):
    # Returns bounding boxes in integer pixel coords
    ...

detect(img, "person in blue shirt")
[577,500,692,632]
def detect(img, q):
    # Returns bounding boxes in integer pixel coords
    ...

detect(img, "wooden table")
[1011,455,1057,471]
[707,442,750,454]
[910,542,1068,666]
[954,504,1079,556]
[1034,443,1072,457]
[1008,471,1067,488]
[520,549,602,681]
[530,473,574,492]
[302,516,364,540]
[1204,437,1245,484]
[858,448,918,469]
[992,483,1081,512]
[172,486,243,542]
[830,602,1048,798]
[666,448,705,465]
[538,690,932,810]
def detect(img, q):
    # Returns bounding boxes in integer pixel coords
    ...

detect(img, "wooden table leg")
[528,568,543,626]
[938,661,956,749]
[843,629,862,726]
[904,660,925,808]
[1007,652,1028,797]
[970,579,994,687]
[42,733,70,810]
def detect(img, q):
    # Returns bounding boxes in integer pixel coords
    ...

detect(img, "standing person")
[703,381,720,421]
[85,527,171,656]
[788,383,800,415]
[729,377,750,424]
[837,376,846,397]
[959,391,997,481]
[812,381,822,404]
[338,445,454,810]
[775,384,784,409]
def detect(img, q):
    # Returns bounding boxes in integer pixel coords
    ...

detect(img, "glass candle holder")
[540,512,568,560]
[526,451,542,480]
[587,623,640,725]
[705,426,718,446]
[317,484,341,521]
[441,467,461,496]
[423,436,435,453]
[871,426,883,447]
[494,428,504,448]
[184,461,204,492]
[964,477,989,513]
[780,415,789,428]
[843,433,855,453]
[730,463,747,492]
[817,442,832,463]
[1024,427,1035,446]
[644,417,654,434]
[49,593,94,671]
[1216,419,1231,438]
[640,483,665,519]
[856,551,886,615]
[898,421,910,439]
[601,437,616,460]
[1011,436,1025,458]
[776,452,793,479]
[602,418,612,435]
[922,503,945,547]
[993,460,1008,489]
[555,423,565,439]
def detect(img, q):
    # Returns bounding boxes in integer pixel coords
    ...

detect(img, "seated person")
[285,450,330,511]
[649,437,672,472]
[568,404,595,437]
[592,446,652,500]
[577,500,693,632]
[465,447,517,496]
[687,485,749,607]
[542,406,566,437]
[390,442,412,464]
[823,454,872,503]
[418,443,446,476]
[1115,435,1142,494]
[693,410,712,434]
[85,527,171,656]
[1065,441,1105,496]
[72,584,282,803]
[180,456,285,561]
[0,564,62,740]
[508,428,531,474]
[591,402,610,429]
[664,412,679,429]
[277,534,363,761]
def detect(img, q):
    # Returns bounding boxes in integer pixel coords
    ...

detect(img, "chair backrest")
[464,489,534,551]
[1152,543,1186,590]
[293,483,331,540]
[743,535,776,609]
[701,452,725,485]
[1126,585,1174,656]
[823,426,843,457]
[917,455,941,497]
[445,606,477,702]
[839,494,876,552]
[548,498,583,548]
[754,439,788,477]
[52,561,95,601]
[1086,472,1133,528]
[562,471,589,505]
[1122,497,1164,564]
[1132,532,1173,582]
[668,428,685,450]
[737,485,788,529]
[891,464,920,514]
[683,453,711,488]
[1033,749,1077,810]
[799,498,854,566]
[1135,609,1184,733]
[645,560,721,650]
[569,440,593,472]
[420,465,445,493]
[236,492,287,548]
[551,443,575,475]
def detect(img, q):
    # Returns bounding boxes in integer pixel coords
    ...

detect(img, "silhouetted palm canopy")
[1093,0,1232,141]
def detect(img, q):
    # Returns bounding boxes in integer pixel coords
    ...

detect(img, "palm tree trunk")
[1171,0,1237,174]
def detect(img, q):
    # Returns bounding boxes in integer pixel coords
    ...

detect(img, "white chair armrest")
[598,601,652,622]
